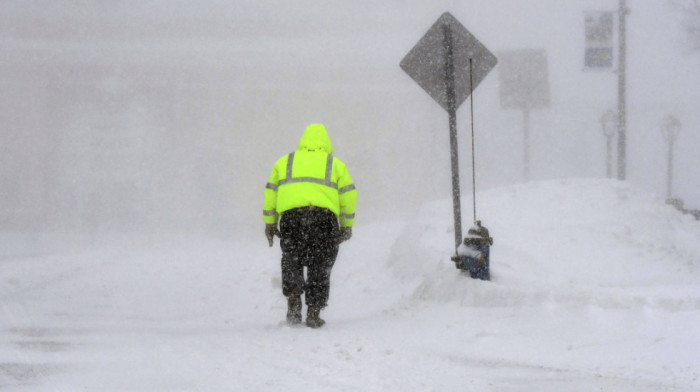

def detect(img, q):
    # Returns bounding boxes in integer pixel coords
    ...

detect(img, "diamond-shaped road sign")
[400,12,498,112]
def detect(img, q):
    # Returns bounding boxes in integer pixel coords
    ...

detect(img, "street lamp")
[660,115,681,200]
[600,110,618,178]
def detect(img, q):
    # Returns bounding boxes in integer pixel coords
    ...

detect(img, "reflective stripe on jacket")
[263,124,357,227]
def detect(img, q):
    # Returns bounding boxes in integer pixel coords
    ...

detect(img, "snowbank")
[2,179,699,391]
[390,179,700,306]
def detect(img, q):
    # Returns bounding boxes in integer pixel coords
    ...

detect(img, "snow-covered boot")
[306,306,325,328]
[286,296,302,325]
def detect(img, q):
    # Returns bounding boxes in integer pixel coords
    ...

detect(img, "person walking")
[262,123,357,328]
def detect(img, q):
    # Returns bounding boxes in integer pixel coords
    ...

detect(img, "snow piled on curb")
[389,179,700,306]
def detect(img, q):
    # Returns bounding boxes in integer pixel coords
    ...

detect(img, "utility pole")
[617,0,628,180]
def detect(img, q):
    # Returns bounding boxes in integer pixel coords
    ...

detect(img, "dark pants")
[279,207,339,309]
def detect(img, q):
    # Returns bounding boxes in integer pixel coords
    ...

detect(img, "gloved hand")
[265,224,280,247]
[450,254,463,269]
[338,226,352,244]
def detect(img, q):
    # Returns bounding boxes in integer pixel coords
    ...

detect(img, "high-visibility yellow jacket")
[263,124,357,227]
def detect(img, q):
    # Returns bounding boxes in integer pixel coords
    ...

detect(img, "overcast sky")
[2,0,698,236]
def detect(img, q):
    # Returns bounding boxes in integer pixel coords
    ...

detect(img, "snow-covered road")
[3,179,700,391]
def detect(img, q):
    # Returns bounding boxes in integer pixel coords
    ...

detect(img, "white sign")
[584,11,615,69]
[498,49,550,110]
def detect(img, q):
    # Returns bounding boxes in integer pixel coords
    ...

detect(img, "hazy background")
[2,0,698,244]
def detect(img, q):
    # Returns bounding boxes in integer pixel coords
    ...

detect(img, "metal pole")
[469,58,477,224]
[617,0,628,180]
[601,110,617,179]
[660,115,680,199]
[667,136,674,199]
[523,108,531,181]
[606,135,613,178]
[443,24,462,251]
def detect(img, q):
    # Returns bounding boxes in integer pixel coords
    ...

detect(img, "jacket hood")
[298,123,333,154]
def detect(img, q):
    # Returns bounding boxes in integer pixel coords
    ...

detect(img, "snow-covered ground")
[2,179,700,391]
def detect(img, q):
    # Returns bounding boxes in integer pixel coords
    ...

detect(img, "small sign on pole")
[584,11,615,69]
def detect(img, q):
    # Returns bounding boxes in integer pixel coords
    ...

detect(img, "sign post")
[497,49,550,181]
[442,23,462,250]
[400,12,497,251]
[584,2,628,180]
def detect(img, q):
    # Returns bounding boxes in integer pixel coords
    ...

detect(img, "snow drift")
[2,179,700,391]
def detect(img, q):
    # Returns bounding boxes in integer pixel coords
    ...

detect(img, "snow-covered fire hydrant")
[452,220,493,280]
